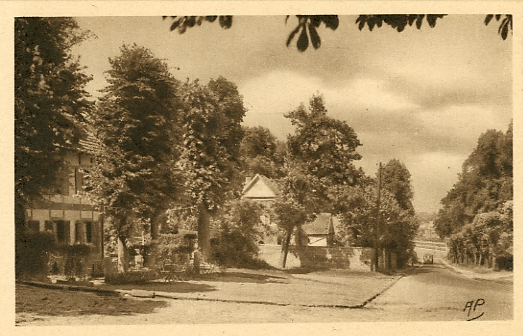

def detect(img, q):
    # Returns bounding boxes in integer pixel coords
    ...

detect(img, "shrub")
[211,200,265,268]
[157,232,196,263]
[105,269,157,284]
[15,231,57,280]
[56,243,93,280]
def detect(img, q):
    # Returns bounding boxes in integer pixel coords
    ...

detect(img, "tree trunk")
[374,246,380,272]
[15,194,29,279]
[198,204,211,261]
[117,235,128,273]
[147,213,160,268]
[15,193,27,237]
[492,254,498,271]
[281,229,292,268]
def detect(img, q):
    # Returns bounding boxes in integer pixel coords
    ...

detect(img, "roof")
[78,133,102,153]
[302,213,334,236]
[242,174,281,200]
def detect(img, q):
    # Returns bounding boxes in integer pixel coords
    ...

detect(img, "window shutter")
[63,221,71,244]
[75,167,84,194]
[91,219,99,253]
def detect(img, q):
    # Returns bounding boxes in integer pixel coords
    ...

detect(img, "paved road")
[17,262,512,325]
[365,263,513,321]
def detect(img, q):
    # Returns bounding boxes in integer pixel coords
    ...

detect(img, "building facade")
[25,143,104,276]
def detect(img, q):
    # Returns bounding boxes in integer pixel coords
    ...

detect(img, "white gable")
[243,178,277,199]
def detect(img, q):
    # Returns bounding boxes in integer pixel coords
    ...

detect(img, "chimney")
[245,171,253,184]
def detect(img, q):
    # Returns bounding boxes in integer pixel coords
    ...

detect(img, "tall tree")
[240,126,285,178]
[286,93,363,208]
[86,44,182,270]
[274,94,363,267]
[381,159,415,214]
[272,192,309,268]
[434,123,513,238]
[15,17,92,234]
[334,182,419,268]
[179,77,246,260]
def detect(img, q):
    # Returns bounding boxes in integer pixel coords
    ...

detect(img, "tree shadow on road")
[195,271,288,284]
[283,266,329,275]
[107,281,217,293]
[16,284,170,318]
[404,264,440,276]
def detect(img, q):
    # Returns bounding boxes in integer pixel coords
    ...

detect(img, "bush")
[157,232,196,263]
[105,269,157,284]
[211,200,265,268]
[447,207,513,269]
[57,243,93,280]
[15,231,57,280]
[212,231,259,267]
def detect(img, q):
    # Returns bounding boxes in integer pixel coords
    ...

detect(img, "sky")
[71,15,513,214]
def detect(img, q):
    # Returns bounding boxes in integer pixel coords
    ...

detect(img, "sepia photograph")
[5,1,520,333]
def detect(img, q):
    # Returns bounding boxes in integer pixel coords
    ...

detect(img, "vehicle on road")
[423,254,434,264]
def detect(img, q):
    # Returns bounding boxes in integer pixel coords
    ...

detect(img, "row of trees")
[446,203,512,269]
[16,17,420,276]
[330,160,418,269]
[86,44,247,269]
[260,95,419,269]
[435,123,513,269]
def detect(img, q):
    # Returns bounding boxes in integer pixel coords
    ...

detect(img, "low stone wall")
[258,244,372,271]
[291,246,372,271]
[257,244,301,269]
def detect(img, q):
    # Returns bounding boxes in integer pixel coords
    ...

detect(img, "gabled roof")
[78,133,102,154]
[302,213,337,236]
[242,174,280,200]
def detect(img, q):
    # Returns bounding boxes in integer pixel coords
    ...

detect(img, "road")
[16,262,512,325]
[366,263,513,321]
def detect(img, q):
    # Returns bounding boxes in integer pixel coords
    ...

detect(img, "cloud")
[239,70,418,119]
[240,70,324,115]
[415,104,512,151]
[405,152,467,214]
[327,78,420,112]
[240,70,421,138]
[72,15,512,215]
[358,151,468,215]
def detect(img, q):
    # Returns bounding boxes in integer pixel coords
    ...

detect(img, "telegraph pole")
[374,162,382,272]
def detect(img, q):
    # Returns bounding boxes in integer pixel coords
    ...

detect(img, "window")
[75,167,85,194]
[53,220,70,243]
[75,221,93,244]
[27,220,40,232]
[85,221,92,243]
[56,221,65,242]
[75,221,83,243]
[45,221,54,233]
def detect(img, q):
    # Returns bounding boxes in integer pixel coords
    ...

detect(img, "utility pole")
[374,162,382,272]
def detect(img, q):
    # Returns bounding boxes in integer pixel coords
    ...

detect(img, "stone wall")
[291,246,373,271]
[258,244,373,271]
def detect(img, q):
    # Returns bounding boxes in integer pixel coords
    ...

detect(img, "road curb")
[438,259,513,282]
[354,272,407,308]
[151,290,366,308]
[18,274,406,309]
[152,291,290,306]
[17,280,121,296]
